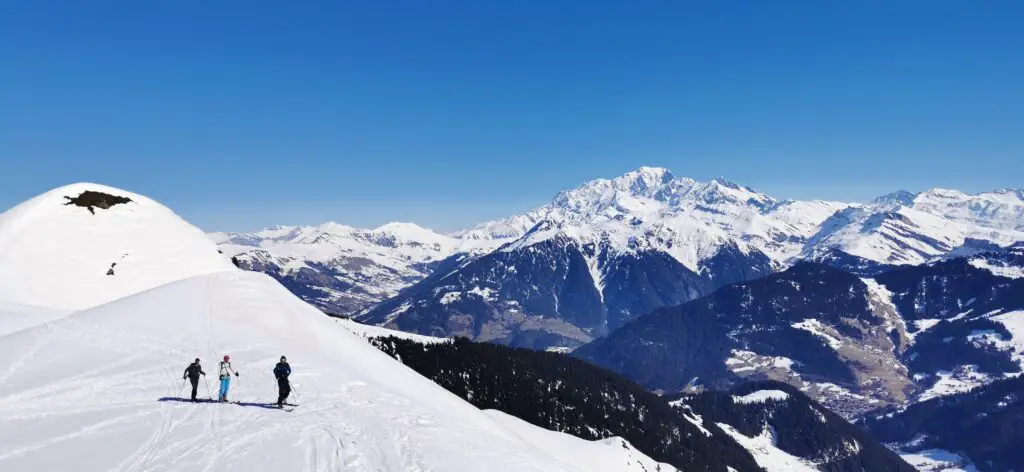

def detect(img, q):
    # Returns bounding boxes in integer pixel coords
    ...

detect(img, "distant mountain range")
[215,167,1024,350]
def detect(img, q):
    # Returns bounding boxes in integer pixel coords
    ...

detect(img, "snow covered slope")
[0,302,69,337]
[0,271,675,472]
[0,183,235,310]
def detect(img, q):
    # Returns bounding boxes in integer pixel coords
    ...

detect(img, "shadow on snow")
[158,397,288,409]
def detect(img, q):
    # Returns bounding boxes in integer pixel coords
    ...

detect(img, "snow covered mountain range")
[220,167,1022,349]
[0,183,689,472]
[210,222,495,315]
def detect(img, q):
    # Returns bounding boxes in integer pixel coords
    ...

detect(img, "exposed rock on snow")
[62,190,133,214]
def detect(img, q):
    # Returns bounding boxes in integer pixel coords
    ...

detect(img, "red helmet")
[223,355,230,361]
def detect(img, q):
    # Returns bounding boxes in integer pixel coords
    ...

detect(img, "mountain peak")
[0,183,235,310]
[710,177,745,191]
[612,167,675,195]
[370,221,446,242]
[871,190,918,208]
[316,221,356,234]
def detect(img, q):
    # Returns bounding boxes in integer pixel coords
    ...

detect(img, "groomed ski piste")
[0,184,679,472]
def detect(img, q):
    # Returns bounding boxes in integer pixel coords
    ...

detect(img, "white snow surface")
[484,410,679,472]
[732,390,791,404]
[0,183,236,310]
[901,449,979,472]
[0,271,666,471]
[968,258,1024,279]
[715,423,817,472]
[0,302,70,337]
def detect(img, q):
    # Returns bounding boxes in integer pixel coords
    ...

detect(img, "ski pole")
[203,376,213,400]
[178,378,187,398]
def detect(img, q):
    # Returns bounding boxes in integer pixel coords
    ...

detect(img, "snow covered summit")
[0,183,236,310]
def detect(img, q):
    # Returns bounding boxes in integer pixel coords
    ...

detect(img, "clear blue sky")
[2,2,1022,231]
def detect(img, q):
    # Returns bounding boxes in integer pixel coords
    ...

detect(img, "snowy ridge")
[487,167,842,270]
[335,317,450,345]
[804,189,1024,269]
[0,183,236,310]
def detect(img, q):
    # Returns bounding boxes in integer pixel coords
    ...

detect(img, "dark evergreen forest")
[371,336,764,472]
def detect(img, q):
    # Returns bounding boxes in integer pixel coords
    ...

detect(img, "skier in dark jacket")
[182,358,206,402]
[273,356,291,407]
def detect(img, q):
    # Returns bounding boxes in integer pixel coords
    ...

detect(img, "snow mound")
[733,390,791,404]
[0,183,235,310]
[0,271,663,471]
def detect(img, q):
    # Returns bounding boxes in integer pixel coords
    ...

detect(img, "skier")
[182,358,206,402]
[273,355,291,408]
[218,355,239,402]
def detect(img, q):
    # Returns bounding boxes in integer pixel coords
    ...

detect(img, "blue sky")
[2,2,1022,231]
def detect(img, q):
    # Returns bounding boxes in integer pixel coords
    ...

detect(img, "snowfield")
[732,390,791,404]
[0,301,69,337]
[900,449,979,472]
[715,423,817,472]
[0,271,673,472]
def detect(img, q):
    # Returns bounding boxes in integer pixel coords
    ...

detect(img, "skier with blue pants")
[218,355,239,402]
